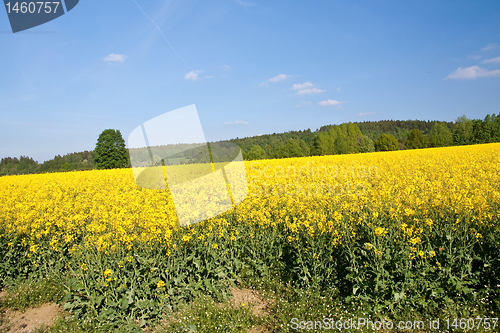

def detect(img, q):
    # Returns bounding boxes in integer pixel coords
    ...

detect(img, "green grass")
[33,315,96,333]
[0,274,66,311]
[1,273,499,333]
[157,294,266,333]
[1,275,267,333]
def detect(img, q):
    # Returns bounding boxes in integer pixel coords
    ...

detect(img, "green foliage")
[0,275,65,311]
[161,295,264,333]
[38,151,96,173]
[299,139,310,157]
[267,138,310,159]
[2,115,500,177]
[472,114,500,144]
[0,156,39,176]
[375,134,399,151]
[1,206,500,330]
[60,163,70,171]
[246,145,266,160]
[358,135,375,153]
[57,216,252,329]
[453,115,474,145]
[311,123,363,156]
[347,119,450,143]
[429,122,453,147]
[94,130,129,170]
[232,129,315,159]
[285,139,303,158]
[493,113,500,142]
[32,315,97,333]
[405,129,428,149]
[312,131,334,156]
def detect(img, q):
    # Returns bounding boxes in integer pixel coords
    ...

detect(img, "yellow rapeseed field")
[1,143,499,256]
[2,143,500,327]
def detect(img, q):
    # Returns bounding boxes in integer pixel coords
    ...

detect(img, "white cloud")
[445,66,500,80]
[204,75,214,79]
[224,120,249,125]
[104,53,125,63]
[482,56,500,64]
[291,82,324,95]
[295,101,312,107]
[219,65,231,71]
[292,82,314,90]
[297,87,325,95]
[185,70,202,81]
[318,99,342,106]
[269,74,291,82]
[336,87,341,92]
[481,43,499,51]
[358,112,375,116]
[261,74,292,86]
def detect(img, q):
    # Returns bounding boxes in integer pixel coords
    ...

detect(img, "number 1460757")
[445,318,498,330]
[5,2,62,14]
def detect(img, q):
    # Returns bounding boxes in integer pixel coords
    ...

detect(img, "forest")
[1,114,499,176]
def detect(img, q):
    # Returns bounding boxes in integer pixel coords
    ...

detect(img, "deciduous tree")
[94,129,129,169]
[375,134,399,151]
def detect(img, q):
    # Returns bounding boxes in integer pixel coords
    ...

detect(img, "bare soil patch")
[0,289,60,333]
[228,286,272,318]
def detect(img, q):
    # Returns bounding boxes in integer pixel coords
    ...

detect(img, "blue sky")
[1,0,499,162]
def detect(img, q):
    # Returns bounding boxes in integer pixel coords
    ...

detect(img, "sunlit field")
[1,143,500,331]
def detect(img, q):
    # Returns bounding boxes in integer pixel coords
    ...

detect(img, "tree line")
[239,114,500,160]
[1,114,500,175]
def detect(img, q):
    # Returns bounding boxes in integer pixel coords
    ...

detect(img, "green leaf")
[120,296,129,310]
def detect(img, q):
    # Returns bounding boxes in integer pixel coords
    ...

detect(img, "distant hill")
[1,114,498,176]
[231,119,456,158]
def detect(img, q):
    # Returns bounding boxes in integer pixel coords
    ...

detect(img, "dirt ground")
[229,286,270,317]
[0,287,272,333]
[0,290,60,333]
[228,287,272,333]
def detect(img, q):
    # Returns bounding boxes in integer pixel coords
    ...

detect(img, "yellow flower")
[157,280,166,289]
[409,237,421,246]
[1,141,499,305]
[374,227,387,237]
